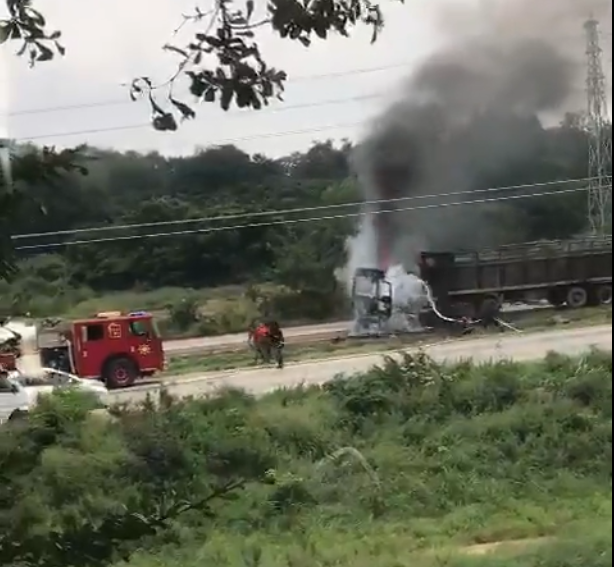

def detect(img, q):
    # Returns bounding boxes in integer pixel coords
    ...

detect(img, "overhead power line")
[15,184,605,251]
[7,61,413,118]
[12,176,605,241]
[16,119,363,143]
[7,32,603,119]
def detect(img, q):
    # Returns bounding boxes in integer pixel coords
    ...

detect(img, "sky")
[1,0,611,158]
[1,0,450,157]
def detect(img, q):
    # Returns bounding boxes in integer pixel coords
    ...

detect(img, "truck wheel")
[596,284,612,305]
[566,286,588,309]
[104,357,137,389]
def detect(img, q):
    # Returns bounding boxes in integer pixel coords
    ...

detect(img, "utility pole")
[584,17,612,234]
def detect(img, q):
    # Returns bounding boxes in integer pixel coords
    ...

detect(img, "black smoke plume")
[350,0,611,271]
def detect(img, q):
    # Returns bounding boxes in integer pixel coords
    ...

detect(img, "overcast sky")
[1,0,452,157]
[1,0,611,158]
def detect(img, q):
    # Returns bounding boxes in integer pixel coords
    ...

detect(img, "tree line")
[1,117,612,313]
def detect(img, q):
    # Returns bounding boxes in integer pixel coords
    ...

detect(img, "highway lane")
[164,320,347,353]
[163,303,551,354]
[111,324,611,405]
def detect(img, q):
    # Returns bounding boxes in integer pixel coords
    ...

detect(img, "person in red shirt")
[247,319,285,367]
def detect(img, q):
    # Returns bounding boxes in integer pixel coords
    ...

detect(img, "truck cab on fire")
[350,268,393,336]
[37,311,164,389]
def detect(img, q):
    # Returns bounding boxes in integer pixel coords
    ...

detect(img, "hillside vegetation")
[0,349,611,566]
[2,118,611,335]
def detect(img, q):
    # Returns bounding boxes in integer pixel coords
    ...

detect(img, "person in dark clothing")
[266,320,285,368]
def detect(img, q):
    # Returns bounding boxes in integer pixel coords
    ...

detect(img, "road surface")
[110,324,611,405]
[164,321,346,353]
[163,304,550,354]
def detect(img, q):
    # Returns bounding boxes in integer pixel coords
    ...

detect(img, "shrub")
[0,351,611,567]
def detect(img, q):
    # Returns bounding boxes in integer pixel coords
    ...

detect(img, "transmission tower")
[584,17,612,234]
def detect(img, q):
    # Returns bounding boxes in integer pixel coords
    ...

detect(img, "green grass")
[3,281,346,338]
[124,349,611,566]
[165,305,612,375]
[58,285,250,318]
[125,520,612,567]
[2,349,610,567]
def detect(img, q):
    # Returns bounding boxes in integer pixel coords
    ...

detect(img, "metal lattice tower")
[584,17,612,234]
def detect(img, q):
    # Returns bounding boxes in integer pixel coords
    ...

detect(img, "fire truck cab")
[37,311,164,389]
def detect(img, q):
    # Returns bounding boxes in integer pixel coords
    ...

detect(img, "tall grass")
[0,350,610,567]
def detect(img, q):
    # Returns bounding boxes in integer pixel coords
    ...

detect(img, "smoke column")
[349,0,612,274]
[343,0,611,332]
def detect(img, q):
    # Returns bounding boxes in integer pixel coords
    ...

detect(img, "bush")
[0,351,611,567]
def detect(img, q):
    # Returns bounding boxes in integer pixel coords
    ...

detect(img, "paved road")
[111,324,611,405]
[164,321,347,353]
[163,304,550,354]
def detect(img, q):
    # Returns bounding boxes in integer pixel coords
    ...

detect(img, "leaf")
[246,0,255,19]
[204,87,216,102]
[169,98,196,120]
[147,94,167,118]
[163,44,189,58]
[0,24,10,44]
[36,42,56,62]
[220,83,234,110]
[152,113,178,131]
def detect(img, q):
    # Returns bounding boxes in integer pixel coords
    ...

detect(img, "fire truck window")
[129,321,148,337]
[85,324,104,342]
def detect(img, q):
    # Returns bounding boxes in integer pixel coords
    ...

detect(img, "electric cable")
[15,184,608,251]
[12,176,607,241]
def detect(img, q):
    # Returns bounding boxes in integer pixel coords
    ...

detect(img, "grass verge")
[166,305,612,375]
[123,349,612,566]
[1,349,610,567]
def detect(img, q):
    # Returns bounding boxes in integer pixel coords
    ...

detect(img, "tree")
[0,389,277,567]
[1,126,601,313]
[1,0,393,130]
[0,145,87,279]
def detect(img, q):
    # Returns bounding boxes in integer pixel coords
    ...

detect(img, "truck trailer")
[420,235,612,320]
[350,236,612,333]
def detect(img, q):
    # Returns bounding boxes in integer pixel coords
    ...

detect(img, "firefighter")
[248,320,269,364]
[266,320,285,369]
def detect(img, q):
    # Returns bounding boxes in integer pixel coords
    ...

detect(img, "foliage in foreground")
[0,349,611,566]
[3,0,388,125]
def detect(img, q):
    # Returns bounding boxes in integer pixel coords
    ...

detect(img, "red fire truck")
[6,311,165,389]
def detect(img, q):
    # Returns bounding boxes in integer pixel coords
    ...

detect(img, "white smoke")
[384,264,429,332]
[338,215,378,293]
[347,216,377,270]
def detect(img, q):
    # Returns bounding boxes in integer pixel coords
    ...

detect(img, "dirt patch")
[459,536,553,555]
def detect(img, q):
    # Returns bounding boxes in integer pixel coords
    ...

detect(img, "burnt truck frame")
[419,235,612,319]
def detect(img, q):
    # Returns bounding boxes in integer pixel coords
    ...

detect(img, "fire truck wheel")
[104,356,137,389]
[566,286,588,309]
